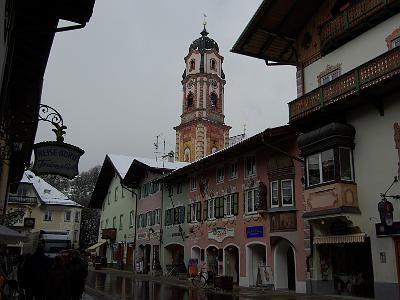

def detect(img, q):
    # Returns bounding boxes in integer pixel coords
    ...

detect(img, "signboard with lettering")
[32,141,84,179]
[208,227,234,242]
[246,226,264,238]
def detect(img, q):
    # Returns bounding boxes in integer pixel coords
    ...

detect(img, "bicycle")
[191,263,215,288]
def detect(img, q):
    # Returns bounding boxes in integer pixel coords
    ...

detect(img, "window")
[155,209,160,224]
[64,211,71,222]
[230,163,238,179]
[112,216,116,228]
[339,147,353,181]
[187,93,194,108]
[188,202,201,223]
[107,191,110,205]
[74,211,80,223]
[281,180,294,206]
[207,199,215,219]
[115,187,119,202]
[210,93,218,109]
[119,214,123,230]
[392,37,400,48]
[189,59,195,71]
[190,178,197,191]
[129,211,134,228]
[168,185,174,197]
[271,181,279,208]
[224,193,239,217]
[164,206,185,226]
[73,230,78,243]
[105,218,109,228]
[245,189,259,214]
[320,69,340,85]
[177,183,183,194]
[306,149,335,186]
[44,210,52,221]
[216,167,224,183]
[245,156,256,177]
[151,182,159,194]
[210,59,216,70]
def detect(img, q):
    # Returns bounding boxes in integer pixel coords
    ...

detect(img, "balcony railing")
[8,195,38,204]
[289,47,400,122]
[319,0,397,53]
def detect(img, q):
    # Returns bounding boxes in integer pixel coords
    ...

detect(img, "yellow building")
[6,171,82,249]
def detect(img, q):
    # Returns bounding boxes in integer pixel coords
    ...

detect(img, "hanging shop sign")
[32,141,84,179]
[208,227,234,242]
[23,218,35,229]
[246,226,264,238]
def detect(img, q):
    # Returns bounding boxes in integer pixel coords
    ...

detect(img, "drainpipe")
[306,223,314,293]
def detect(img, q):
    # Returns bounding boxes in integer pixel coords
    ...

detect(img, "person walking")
[46,255,70,300]
[69,251,88,300]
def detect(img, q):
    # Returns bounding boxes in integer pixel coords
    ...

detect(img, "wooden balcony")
[8,195,38,204]
[319,0,399,54]
[303,182,359,218]
[289,47,400,123]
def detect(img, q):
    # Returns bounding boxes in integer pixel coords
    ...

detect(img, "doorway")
[274,240,296,290]
[246,243,267,286]
[224,245,239,283]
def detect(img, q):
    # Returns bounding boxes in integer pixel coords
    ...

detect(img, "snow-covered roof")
[23,171,82,207]
[107,154,135,178]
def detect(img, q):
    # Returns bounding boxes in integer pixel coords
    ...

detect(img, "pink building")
[169,126,307,291]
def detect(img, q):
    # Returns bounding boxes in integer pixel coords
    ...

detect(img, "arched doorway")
[206,246,218,275]
[246,243,267,286]
[164,243,185,275]
[274,240,296,290]
[224,245,239,284]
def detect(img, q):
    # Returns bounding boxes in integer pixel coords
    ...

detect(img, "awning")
[86,240,107,252]
[0,225,28,244]
[313,233,366,245]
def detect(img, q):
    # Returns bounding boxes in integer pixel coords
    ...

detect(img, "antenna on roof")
[243,123,247,136]
[154,133,163,162]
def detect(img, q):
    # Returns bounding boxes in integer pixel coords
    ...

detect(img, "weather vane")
[203,13,207,26]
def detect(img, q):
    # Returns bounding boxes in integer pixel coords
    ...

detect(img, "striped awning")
[313,233,366,245]
[86,240,107,251]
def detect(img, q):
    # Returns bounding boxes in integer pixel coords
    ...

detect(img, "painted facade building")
[123,158,187,275]
[162,126,307,292]
[233,1,400,299]
[90,154,137,269]
[6,171,82,249]
[174,24,231,162]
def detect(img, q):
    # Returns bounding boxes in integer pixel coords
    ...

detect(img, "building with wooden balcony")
[232,0,400,299]
[160,126,307,291]
[6,171,83,249]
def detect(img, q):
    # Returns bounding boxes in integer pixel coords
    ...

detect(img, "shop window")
[189,59,195,71]
[187,93,194,108]
[230,162,238,179]
[224,193,238,217]
[270,179,294,208]
[188,202,201,223]
[245,156,256,177]
[245,189,258,214]
[210,93,218,109]
[216,167,224,183]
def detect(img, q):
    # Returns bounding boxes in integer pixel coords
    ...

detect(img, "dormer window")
[210,59,216,71]
[187,93,194,108]
[210,93,217,109]
[189,59,195,71]
[393,37,400,48]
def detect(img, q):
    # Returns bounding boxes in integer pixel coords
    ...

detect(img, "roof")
[22,171,82,207]
[90,154,188,208]
[190,25,219,52]
[231,0,322,65]
[162,125,298,180]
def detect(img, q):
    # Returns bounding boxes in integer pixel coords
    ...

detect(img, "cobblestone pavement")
[85,268,370,300]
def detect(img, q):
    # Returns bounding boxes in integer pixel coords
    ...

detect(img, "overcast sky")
[36,0,297,172]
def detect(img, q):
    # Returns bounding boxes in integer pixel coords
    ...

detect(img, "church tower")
[174,24,231,162]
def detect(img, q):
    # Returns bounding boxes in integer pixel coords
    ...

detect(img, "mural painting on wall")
[395,122,400,177]
[255,181,268,211]
[270,212,297,232]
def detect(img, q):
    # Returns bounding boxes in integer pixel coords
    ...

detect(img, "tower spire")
[201,13,208,36]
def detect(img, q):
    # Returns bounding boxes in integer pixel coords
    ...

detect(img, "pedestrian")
[46,255,70,300]
[22,243,51,300]
[69,251,88,300]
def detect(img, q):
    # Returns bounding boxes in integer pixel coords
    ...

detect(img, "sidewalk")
[87,267,372,300]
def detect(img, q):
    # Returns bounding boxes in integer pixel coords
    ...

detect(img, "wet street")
[85,270,355,300]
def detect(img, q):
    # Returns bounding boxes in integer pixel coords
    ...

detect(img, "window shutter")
[187,204,191,223]
[233,193,238,215]
[196,202,201,221]
[204,200,208,221]
[181,206,185,224]
[213,198,217,218]
[218,197,224,218]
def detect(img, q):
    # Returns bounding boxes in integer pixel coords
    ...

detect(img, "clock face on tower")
[210,79,217,88]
